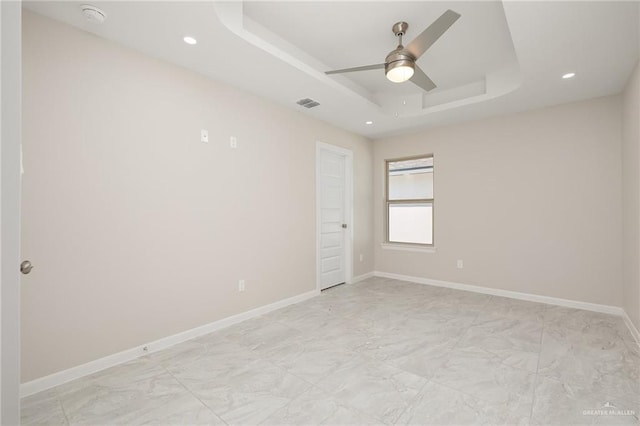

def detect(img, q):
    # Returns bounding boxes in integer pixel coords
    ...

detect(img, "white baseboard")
[373,271,624,316]
[351,271,374,283]
[21,289,320,398]
[22,271,637,397]
[622,310,640,345]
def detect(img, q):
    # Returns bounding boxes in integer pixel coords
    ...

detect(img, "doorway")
[316,142,353,291]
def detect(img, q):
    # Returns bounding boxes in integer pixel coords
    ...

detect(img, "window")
[386,156,433,245]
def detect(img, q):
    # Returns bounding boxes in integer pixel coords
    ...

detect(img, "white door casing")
[316,142,353,291]
[1,1,22,423]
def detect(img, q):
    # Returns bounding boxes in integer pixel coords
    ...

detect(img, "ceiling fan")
[325,10,461,92]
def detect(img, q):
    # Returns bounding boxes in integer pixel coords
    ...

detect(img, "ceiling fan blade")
[325,63,385,75]
[410,66,437,92]
[405,9,461,59]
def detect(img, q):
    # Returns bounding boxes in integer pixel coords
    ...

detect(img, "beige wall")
[622,60,640,330]
[374,96,623,306]
[21,12,373,381]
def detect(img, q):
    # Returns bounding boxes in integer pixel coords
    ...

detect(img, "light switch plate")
[201,129,209,143]
[230,136,237,148]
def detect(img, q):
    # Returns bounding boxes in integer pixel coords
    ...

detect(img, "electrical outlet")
[457,260,464,269]
[238,279,245,292]
[359,254,364,262]
[201,129,209,143]
[230,136,237,148]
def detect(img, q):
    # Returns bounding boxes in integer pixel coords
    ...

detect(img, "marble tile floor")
[22,277,640,425]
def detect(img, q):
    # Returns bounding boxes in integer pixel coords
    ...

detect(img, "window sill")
[381,243,437,253]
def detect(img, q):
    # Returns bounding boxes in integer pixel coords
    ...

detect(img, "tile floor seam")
[57,395,71,426]
[425,377,495,408]
[470,344,541,375]
[257,386,305,425]
[536,331,638,370]
[545,324,635,343]
[50,385,72,426]
[527,317,546,423]
[390,377,431,425]
[304,380,383,425]
[243,345,333,423]
[465,299,493,330]
[263,379,374,426]
[266,361,319,390]
[447,322,479,353]
[366,310,483,384]
[301,352,422,425]
[427,369,535,414]
[367,383,411,425]
[160,363,230,426]
[245,336,324,387]
[372,337,458,382]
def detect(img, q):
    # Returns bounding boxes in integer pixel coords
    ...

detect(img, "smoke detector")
[81,5,107,24]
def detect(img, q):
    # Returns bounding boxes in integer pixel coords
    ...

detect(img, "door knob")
[20,260,33,275]
[342,224,348,229]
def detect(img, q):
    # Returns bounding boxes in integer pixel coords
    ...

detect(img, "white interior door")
[318,147,348,290]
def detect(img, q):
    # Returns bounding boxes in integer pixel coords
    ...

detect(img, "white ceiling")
[23,1,640,139]
[243,1,515,97]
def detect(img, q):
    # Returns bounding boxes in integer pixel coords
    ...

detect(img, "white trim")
[351,271,374,283]
[316,142,354,290]
[20,289,319,398]
[622,310,640,345]
[316,141,353,158]
[373,271,624,316]
[1,2,23,423]
[380,243,437,253]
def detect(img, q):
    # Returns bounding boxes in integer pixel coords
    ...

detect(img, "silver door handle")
[342,224,347,229]
[21,260,33,275]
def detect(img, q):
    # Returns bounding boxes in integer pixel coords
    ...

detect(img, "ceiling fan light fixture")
[325,10,461,92]
[386,60,415,83]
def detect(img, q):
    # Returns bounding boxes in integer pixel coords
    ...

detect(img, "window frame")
[385,154,434,247]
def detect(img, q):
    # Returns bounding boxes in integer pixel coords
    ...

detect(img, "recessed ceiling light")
[183,36,197,45]
[562,72,575,79]
[365,121,373,125]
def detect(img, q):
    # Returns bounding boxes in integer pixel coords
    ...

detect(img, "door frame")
[315,141,353,291]
[1,1,22,423]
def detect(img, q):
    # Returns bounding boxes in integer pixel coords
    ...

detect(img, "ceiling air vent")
[296,98,320,109]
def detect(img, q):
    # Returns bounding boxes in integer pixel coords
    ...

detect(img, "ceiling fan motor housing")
[384,49,416,76]
[324,10,461,91]
[386,22,416,79]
